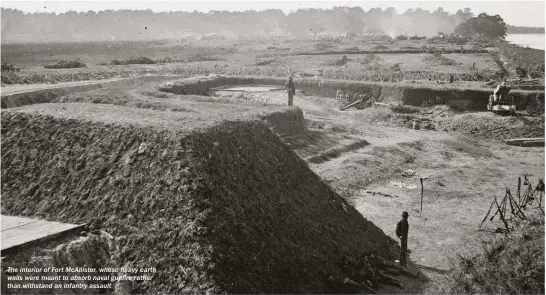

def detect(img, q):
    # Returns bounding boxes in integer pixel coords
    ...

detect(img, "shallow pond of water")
[216,85,283,92]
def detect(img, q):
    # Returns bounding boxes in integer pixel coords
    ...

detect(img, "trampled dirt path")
[1,79,122,95]
[1,75,181,97]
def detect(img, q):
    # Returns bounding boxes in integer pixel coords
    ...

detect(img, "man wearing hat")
[286,75,296,106]
[396,211,410,267]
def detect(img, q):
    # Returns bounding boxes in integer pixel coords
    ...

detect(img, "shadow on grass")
[415,263,449,275]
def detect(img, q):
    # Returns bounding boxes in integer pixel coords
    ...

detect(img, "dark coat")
[287,79,296,94]
[396,219,409,238]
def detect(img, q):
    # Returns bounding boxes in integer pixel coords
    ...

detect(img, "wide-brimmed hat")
[402,211,409,217]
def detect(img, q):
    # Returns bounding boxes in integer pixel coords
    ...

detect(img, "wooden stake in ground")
[360,283,378,295]
[538,192,544,214]
[420,178,424,213]
[477,198,496,231]
[508,189,516,216]
[521,184,533,207]
[494,196,510,232]
[536,179,545,213]
[502,192,508,216]
[490,195,506,221]
[517,177,521,203]
[519,182,530,207]
[507,190,526,219]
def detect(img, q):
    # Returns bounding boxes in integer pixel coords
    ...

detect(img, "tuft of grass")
[423,53,457,66]
[423,218,545,295]
[359,53,381,66]
[398,140,424,151]
[255,58,276,66]
[371,44,390,50]
[1,62,20,72]
[330,125,350,133]
[315,43,335,51]
[389,104,421,114]
[186,54,225,62]
[400,46,420,50]
[328,55,349,67]
[44,60,86,69]
[139,90,170,98]
[111,57,155,65]
[155,57,184,64]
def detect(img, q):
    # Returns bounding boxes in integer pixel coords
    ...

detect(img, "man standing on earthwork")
[396,211,410,267]
[286,75,296,106]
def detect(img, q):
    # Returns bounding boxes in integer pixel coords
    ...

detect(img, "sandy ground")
[0,78,125,95]
[216,87,545,286]
[1,75,183,96]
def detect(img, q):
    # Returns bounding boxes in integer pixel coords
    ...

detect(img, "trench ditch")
[3,74,543,111]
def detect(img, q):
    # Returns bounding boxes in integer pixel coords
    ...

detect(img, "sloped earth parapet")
[1,108,397,294]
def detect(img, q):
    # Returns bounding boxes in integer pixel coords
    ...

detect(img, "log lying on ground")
[505,138,545,147]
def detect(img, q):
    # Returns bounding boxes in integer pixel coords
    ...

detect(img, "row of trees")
[285,7,476,37]
[2,7,479,43]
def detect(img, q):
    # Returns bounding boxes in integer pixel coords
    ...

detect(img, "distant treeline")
[1,7,480,43]
[507,25,545,34]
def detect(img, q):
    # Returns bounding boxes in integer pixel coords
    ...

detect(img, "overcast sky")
[2,0,545,27]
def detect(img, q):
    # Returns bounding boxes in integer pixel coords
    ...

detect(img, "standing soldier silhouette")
[286,75,295,106]
[396,211,410,267]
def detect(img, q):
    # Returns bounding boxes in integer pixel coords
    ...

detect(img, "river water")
[505,34,545,50]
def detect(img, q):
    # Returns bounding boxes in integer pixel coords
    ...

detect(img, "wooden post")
[490,195,506,221]
[517,177,521,203]
[361,283,378,295]
[538,192,544,214]
[507,191,526,219]
[520,187,529,207]
[521,184,533,208]
[502,192,508,216]
[478,198,496,231]
[494,196,510,232]
[420,178,424,213]
[508,190,516,216]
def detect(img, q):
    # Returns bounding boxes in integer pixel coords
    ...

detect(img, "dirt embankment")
[3,74,543,111]
[50,87,308,136]
[0,75,180,109]
[289,49,490,56]
[437,112,545,141]
[1,109,397,293]
[422,219,544,295]
[159,75,545,111]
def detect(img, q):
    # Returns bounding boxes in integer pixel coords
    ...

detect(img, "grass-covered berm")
[1,105,398,294]
[422,218,544,295]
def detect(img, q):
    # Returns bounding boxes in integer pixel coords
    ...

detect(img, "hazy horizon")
[2,1,545,27]
[2,1,545,43]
